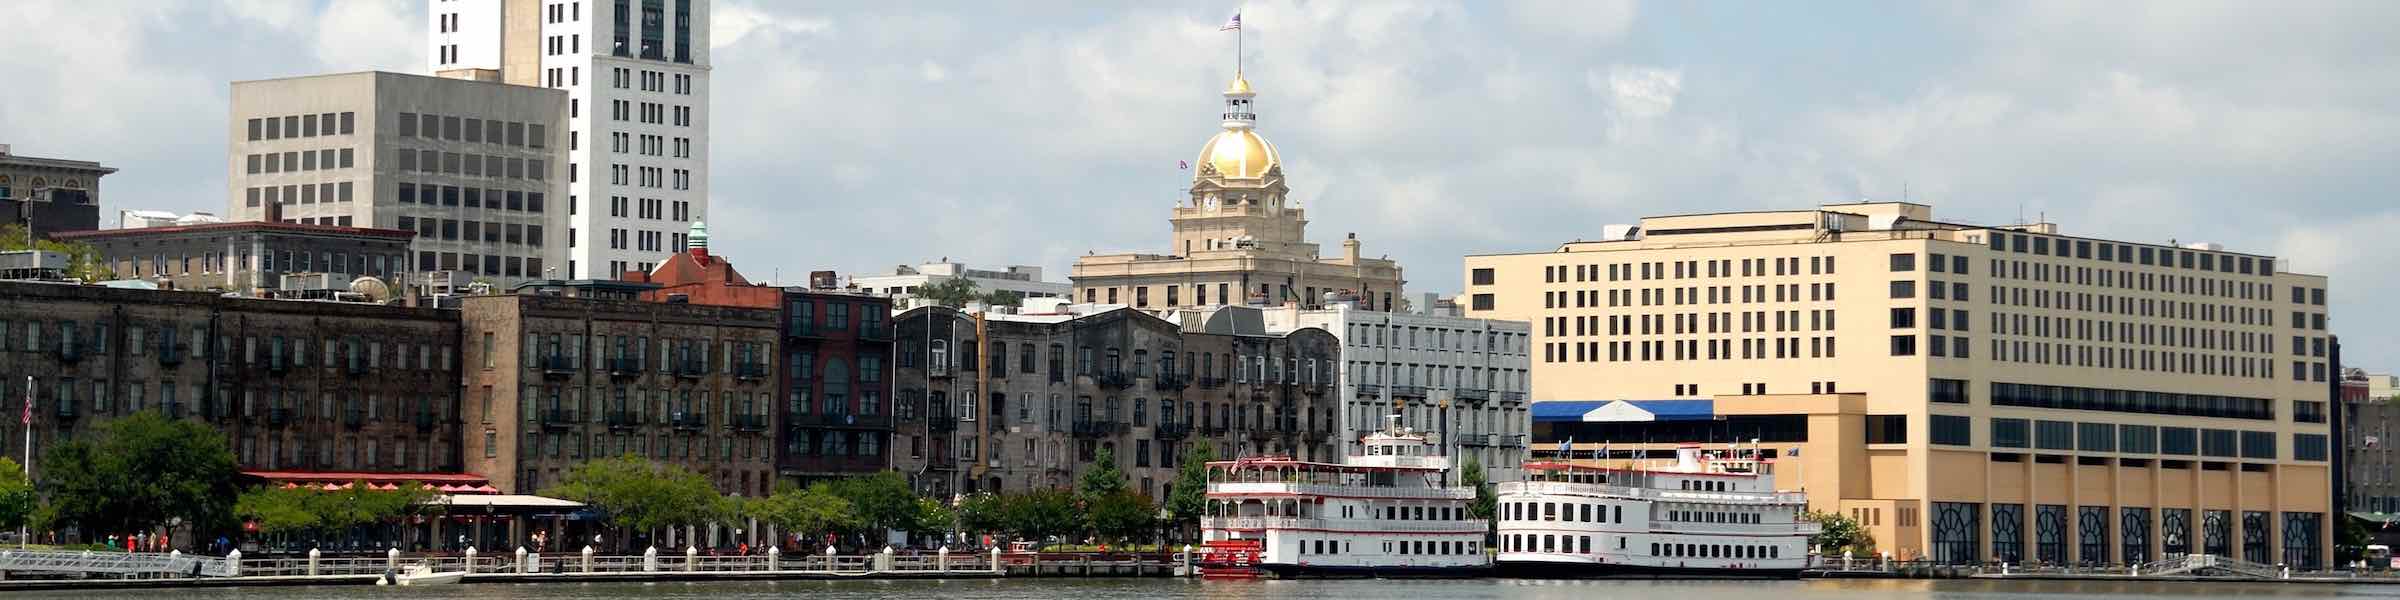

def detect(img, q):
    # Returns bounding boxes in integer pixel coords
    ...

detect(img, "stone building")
[1070,73,1404,311]
[0,279,463,475]
[54,221,415,294]
[893,303,1339,502]
[456,282,780,504]
[1467,201,2337,568]
[1259,299,1535,483]
[0,143,115,238]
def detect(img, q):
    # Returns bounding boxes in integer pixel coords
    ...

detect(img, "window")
[1890,280,1917,298]
[1890,253,1916,271]
[1865,415,1907,444]
[1929,378,1969,404]
[1990,418,2030,448]
[1471,268,1495,285]
[1890,335,1918,356]
[1931,415,1972,445]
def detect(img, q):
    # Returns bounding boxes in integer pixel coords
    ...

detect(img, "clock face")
[1205,195,1219,210]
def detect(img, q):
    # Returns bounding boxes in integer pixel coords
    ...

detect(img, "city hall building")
[1464,202,2336,568]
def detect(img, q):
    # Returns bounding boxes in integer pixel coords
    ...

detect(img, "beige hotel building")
[1464,201,2335,568]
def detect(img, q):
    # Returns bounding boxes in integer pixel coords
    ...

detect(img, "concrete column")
[766,546,780,571]
[582,545,595,573]
[643,546,659,572]
[306,548,320,576]
[464,547,478,574]
[685,545,699,572]
[515,547,529,574]
[388,547,401,572]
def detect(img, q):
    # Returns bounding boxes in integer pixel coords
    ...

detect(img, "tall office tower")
[228,71,568,286]
[430,0,712,279]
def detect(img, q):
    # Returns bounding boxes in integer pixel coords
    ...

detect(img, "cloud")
[9,1,2400,365]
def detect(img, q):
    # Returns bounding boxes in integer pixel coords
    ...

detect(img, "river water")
[13,578,2400,600]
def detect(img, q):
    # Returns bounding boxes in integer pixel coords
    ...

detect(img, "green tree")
[1079,447,1128,501]
[827,471,921,538]
[0,223,116,282]
[40,411,243,536]
[541,456,728,550]
[0,458,31,533]
[980,289,1023,307]
[918,278,983,308]
[955,492,1007,537]
[234,485,324,536]
[1000,489,1080,542]
[1166,441,1214,534]
[908,497,956,539]
[747,482,856,548]
[1460,457,1496,520]
[1085,491,1157,546]
[1802,509,1875,555]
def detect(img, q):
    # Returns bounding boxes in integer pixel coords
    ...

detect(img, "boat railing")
[1202,516,1486,532]
[1498,480,1807,505]
[1209,482,1474,500]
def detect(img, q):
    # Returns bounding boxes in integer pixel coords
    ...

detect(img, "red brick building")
[623,224,895,482]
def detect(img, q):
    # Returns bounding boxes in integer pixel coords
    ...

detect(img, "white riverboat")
[1495,444,1817,578]
[1196,420,1492,578]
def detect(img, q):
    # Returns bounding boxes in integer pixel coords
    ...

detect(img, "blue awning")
[1532,399,1716,423]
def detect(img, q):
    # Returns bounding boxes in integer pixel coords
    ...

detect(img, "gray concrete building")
[227,71,567,287]
[0,143,115,238]
[54,221,414,293]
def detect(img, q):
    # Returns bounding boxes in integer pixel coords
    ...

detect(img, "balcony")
[1455,388,1492,403]
[926,364,953,379]
[413,411,438,432]
[1154,422,1191,440]
[1303,427,1330,443]
[55,345,82,364]
[607,358,643,378]
[158,348,184,369]
[1356,383,1384,396]
[1072,420,1127,439]
[342,408,366,429]
[733,414,770,432]
[1153,375,1188,391]
[266,359,289,375]
[541,355,578,378]
[669,411,709,431]
[1247,427,1274,442]
[926,416,958,433]
[787,322,825,339]
[53,402,78,420]
[1392,385,1428,398]
[607,410,645,429]
[1495,434,1527,448]
[675,360,706,379]
[859,325,890,342]
[270,407,296,427]
[161,401,186,420]
[1095,372,1135,389]
[344,360,368,376]
[734,363,769,381]
[1301,380,1326,395]
[541,409,580,430]
[1196,376,1224,390]
[1457,433,1495,447]
[1500,391,1527,403]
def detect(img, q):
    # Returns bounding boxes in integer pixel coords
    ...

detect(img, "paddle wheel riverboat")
[1197,419,1491,578]
[1495,444,1816,578]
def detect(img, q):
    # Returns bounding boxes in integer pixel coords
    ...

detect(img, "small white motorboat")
[387,565,466,585]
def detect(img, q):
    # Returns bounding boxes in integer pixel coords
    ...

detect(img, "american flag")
[21,376,29,426]
[1221,13,1241,31]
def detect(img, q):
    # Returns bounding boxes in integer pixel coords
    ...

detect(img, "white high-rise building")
[429,0,711,279]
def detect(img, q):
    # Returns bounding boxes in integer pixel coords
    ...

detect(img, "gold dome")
[1197,128,1279,180]
[1226,77,1254,95]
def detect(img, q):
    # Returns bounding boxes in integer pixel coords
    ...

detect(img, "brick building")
[620,225,896,483]
[0,279,463,475]
[54,221,415,294]
[894,303,1339,502]
[457,283,780,502]
[0,144,115,239]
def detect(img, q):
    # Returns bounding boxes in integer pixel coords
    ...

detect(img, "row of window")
[398,216,546,248]
[245,434,451,473]
[395,148,548,181]
[414,250,545,279]
[1985,232,2276,279]
[397,182,550,213]
[1550,334,1844,364]
[1548,255,1847,284]
[1342,321,1530,355]
[244,112,357,141]
[1928,413,2328,460]
[1505,499,1625,524]
[241,181,356,207]
[1087,284,1396,314]
[396,112,548,149]
[244,148,356,175]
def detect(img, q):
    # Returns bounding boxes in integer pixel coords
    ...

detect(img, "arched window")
[929,339,950,374]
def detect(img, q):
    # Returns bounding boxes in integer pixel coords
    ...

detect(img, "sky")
[1,1,2395,366]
